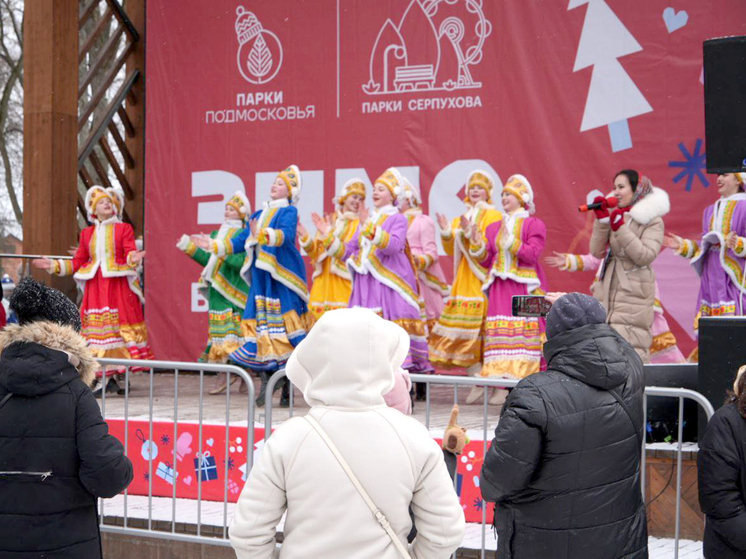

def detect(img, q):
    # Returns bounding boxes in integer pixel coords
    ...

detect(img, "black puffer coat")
[698,402,746,559]
[480,323,648,559]
[0,321,133,558]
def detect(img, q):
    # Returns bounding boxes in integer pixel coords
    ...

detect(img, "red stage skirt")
[80,271,154,374]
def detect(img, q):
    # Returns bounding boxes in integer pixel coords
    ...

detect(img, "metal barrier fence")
[266,370,716,559]
[96,358,255,548]
[95,361,716,558]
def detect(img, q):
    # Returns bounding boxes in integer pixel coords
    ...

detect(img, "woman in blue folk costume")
[191,165,312,406]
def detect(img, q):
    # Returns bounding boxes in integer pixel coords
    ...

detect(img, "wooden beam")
[78,69,139,164]
[78,23,124,95]
[78,0,102,28]
[77,43,135,130]
[106,0,140,42]
[23,0,79,293]
[118,105,135,137]
[123,0,145,236]
[78,5,113,63]
[98,136,134,197]
[109,120,135,168]
[88,149,113,188]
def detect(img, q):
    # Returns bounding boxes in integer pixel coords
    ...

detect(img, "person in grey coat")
[479,292,648,559]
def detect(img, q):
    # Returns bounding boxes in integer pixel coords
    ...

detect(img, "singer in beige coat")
[229,307,465,559]
[590,174,669,362]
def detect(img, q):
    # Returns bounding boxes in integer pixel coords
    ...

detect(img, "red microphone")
[578,196,618,213]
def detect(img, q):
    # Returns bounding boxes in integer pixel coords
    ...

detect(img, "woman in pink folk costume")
[468,174,547,405]
[398,176,449,331]
[398,176,449,400]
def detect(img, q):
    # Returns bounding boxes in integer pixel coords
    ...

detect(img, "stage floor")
[96,371,503,436]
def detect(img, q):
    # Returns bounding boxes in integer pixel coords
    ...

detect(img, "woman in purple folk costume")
[664,172,746,361]
[345,168,433,375]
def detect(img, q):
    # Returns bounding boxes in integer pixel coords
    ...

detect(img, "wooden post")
[124,0,145,237]
[22,0,78,292]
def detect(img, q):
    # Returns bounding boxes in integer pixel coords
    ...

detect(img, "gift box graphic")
[156,461,178,485]
[194,451,219,482]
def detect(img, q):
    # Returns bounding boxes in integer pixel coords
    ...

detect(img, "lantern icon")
[235,6,283,85]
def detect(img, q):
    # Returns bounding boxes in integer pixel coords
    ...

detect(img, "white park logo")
[362,0,491,96]
[234,6,283,85]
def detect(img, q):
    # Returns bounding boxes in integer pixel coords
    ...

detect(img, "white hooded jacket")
[229,308,465,558]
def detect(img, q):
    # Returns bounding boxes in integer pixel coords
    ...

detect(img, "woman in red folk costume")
[34,186,153,394]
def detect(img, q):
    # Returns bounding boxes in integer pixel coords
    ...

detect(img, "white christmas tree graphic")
[569,0,652,152]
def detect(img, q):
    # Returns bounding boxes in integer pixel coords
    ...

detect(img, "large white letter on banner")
[192,170,247,225]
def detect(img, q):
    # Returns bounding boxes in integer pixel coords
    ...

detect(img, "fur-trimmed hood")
[629,186,670,225]
[0,321,98,391]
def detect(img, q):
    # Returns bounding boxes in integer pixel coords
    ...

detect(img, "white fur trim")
[265,228,278,246]
[372,224,386,246]
[628,186,670,225]
[176,234,191,251]
[232,190,251,217]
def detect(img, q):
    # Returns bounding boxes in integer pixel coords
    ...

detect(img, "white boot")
[489,387,510,406]
[465,363,485,405]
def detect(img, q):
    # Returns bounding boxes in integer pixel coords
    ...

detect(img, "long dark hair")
[725,365,746,419]
[615,169,640,192]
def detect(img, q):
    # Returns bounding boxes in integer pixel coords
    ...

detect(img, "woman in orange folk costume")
[297,178,366,320]
[430,170,502,404]
[34,186,154,394]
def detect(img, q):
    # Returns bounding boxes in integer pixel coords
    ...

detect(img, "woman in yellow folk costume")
[431,170,502,404]
[297,178,366,320]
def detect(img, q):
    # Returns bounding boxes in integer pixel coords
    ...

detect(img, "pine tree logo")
[569,0,653,152]
[235,6,283,85]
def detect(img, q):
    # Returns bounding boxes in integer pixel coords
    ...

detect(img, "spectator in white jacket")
[229,307,465,558]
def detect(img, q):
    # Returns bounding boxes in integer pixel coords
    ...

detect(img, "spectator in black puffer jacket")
[698,364,746,559]
[0,277,133,558]
[480,292,648,559]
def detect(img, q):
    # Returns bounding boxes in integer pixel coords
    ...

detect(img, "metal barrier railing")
[93,361,716,558]
[265,371,716,559]
[95,358,255,547]
[642,386,714,559]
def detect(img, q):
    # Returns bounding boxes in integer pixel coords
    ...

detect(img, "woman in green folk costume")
[177,191,251,394]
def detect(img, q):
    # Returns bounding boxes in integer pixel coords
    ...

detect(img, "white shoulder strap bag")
[303,415,411,558]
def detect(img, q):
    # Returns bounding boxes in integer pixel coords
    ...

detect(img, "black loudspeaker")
[703,36,746,173]
[699,317,746,434]
[644,364,699,442]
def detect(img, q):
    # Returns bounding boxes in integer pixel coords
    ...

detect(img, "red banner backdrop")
[145,0,746,362]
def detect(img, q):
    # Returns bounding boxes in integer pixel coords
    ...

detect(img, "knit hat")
[503,174,535,214]
[10,277,81,332]
[398,175,422,207]
[226,191,251,221]
[465,170,494,204]
[374,168,405,202]
[277,165,302,204]
[546,292,606,340]
[333,178,367,207]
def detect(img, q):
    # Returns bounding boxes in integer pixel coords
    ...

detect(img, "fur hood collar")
[0,321,98,386]
[629,186,670,225]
